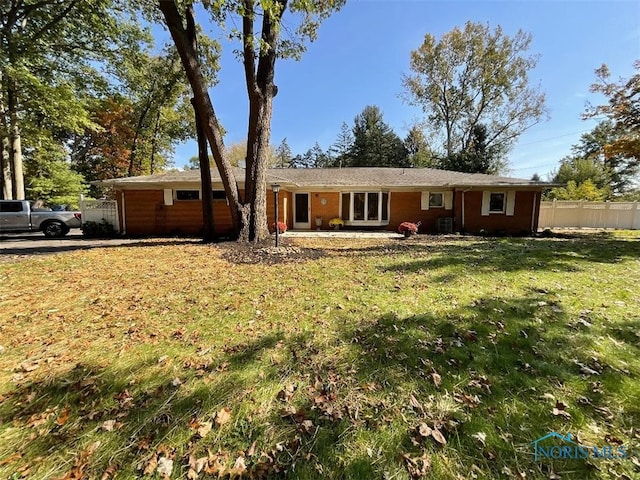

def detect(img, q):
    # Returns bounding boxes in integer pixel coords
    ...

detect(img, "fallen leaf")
[196,421,212,438]
[300,419,314,434]
[431,371,442,388]
[215,407,232,426]
[402,453,431,478]
[431,428,447,445]
[276,384,296,402]
[417,422,432,437]
[100,464,119,480]
[143,455,158,475]
[20,360,39,372]
[472,431,487,446]
[409,393,424,414]
[56,407,70,426]
[229,456,247,476]
[101,419,117,432]
[157,457,173,478]
[552,401,571,419]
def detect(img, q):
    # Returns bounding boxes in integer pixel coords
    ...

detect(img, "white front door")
[293,193,311,229]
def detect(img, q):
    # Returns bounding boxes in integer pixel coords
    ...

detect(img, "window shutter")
[421,191,430,210]
[163,189,174,206]
[444,191,453,210]
[481,191,490,216]
[506,191,516,216]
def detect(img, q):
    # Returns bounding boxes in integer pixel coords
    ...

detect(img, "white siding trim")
[421,191,430,210]
[444,191,453,210]
[506,191,516,216]
[163,189,174,206]
[481,191,491,216]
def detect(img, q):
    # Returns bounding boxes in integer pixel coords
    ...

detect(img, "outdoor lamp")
[272,184,280,247]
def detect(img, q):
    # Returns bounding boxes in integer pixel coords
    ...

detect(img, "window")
[489,193,505,213]
[211,190,227,201]
[175,190,199,201]
[340,192,390,225]
[0,201,23,213]
[429,192,444,208]
[353,193,365,220]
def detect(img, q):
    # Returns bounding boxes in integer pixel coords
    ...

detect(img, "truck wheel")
[42,221,69,238]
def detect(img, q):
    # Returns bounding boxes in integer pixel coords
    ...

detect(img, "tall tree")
[0,0,146,199]
[403,21,547,167]
[274,138,293,168]
[158,0,344,242]
[328,121,353,168]
[583,62,640,190]
[348,105,408,167]
[403,125,434,167]
[439,124,506,174]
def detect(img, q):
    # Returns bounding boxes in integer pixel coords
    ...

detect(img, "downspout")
[121,190,127,235]
[530,191,538,234]
[461,191,466,231]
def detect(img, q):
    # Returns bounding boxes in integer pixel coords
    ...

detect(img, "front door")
[293,193,310,229]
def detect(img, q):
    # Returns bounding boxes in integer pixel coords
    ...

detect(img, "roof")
[94,167,554,190]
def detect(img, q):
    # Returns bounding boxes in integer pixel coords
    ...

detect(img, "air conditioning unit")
[437,217,454,234]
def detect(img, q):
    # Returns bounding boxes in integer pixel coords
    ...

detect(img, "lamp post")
[272,184,280,247]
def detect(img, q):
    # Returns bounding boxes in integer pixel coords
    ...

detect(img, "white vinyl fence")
[539,201,640,230]
[79,195,120,232]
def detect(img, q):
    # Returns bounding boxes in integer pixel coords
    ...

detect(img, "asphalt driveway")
[0,231,160,259]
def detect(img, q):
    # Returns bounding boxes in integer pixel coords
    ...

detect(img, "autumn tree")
[158,0,344,242]
[403,21,547,172]
[0,0,146,200]
[583,62,640,190]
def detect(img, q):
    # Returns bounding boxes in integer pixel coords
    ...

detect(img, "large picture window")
[340,192,390,225]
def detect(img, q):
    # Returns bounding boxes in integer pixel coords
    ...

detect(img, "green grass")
[0,232,639,479]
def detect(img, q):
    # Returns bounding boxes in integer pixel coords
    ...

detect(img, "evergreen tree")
[274,138,293,168]
[348,106,408,167]
[404,125,434,167]
[328,122,354,167]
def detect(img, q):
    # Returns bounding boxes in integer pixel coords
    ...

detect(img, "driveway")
[0,231,162,259]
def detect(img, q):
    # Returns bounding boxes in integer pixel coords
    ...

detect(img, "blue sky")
[169,0,640,179]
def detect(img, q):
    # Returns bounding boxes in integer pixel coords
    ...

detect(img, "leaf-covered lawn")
[0,232,639,479]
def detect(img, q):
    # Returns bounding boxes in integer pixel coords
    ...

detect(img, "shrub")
[398,221,421,235]
[82,219,116,238]
[271,221,288,234]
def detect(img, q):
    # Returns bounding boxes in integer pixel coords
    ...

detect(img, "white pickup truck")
[0,200,81,237]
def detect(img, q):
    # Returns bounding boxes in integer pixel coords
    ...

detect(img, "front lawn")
[0,233,638,479]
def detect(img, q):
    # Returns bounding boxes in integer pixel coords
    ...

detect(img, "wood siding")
[118,187,540,236]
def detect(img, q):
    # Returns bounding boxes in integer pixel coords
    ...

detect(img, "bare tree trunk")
[7,81,24,199]
[192,98,216,242]
[128,89,156,177]
[1,136,12,199]
[159,1,242,236]
[186,11,215,244]
[150,109,161,174]
[239,0,285,243]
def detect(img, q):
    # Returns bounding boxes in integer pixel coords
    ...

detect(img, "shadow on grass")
[1,292,637,479]
[377,236,640,274]
[322,291,639,479]
[0,333,294,479]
